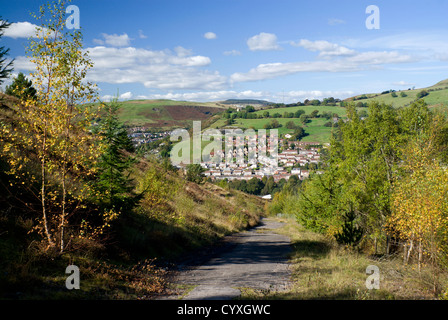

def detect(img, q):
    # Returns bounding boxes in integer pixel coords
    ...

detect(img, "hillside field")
[115,99,226,129]
[208,105,347,144]
[346,79,448,108]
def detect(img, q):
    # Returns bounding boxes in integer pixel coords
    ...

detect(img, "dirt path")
[169,218,292,300]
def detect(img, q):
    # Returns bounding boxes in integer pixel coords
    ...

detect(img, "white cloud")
[328,18,346,26]
[12,56,35,71]
[138,89,355,103]
[279,90,355,102]
[145,90,268,102]
[223,50,241,56]
[138,29,147,39]
[231,49,414,83]
[85,46,226,90]
[231,60,356,83]
[291,39,356,57]
[100,94,115,102]
[392,81,415,87]
[3,21,38,39]
[2,21,54,39]
[247,32,281,51]
[204,32,217,40]
[174,46,193,57]
[348,51,414,65]
[119,91,133,100]
[93,33,132,47]
[343,32,448,62]
[8,45,220,91]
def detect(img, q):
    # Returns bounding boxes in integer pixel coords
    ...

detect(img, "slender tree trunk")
[60,112,70,253]
[374,237,377,255]
[60,166,66,253]
[386,235,390,255]
[418,240,423,273]
[406,240,414,264]
[403,242,407,264]
[41,127,54,248]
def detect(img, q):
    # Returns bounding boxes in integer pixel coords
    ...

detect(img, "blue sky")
[2,0,448,103]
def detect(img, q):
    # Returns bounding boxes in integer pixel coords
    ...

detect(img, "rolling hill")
[113,79,448,144]
[116,99,226,130]
[219,99,274,108]
[345,79,448,109]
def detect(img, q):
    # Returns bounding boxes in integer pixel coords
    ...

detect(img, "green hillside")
[346,79,448,108]
[114,99,226,129]
[208,105,348,144]
[114,79,448,145]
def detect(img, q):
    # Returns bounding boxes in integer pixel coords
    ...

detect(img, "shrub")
[416,90,429,99]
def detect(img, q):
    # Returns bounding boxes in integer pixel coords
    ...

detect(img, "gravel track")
[170,218,292,300]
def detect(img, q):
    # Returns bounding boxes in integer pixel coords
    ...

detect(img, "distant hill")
[115,99,226,130]
[220,99,273,106]
[344,79,448,109]
[114,79,448,132]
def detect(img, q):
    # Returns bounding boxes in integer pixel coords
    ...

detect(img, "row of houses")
[128,131,170,146]
[200,145,322,182]
[278,149,320,167]
[203,166,313,182]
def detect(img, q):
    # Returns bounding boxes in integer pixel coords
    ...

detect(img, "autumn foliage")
[388,118,448,292]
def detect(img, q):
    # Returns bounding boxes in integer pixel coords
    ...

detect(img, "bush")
[286,121,297,129]
[334,210,363,247]
[185,164,204,184]
[416,90,429,99]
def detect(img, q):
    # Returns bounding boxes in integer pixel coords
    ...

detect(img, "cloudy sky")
[2,0,448,103]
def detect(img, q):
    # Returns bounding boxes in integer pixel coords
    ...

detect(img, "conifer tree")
[0,18,13,84]
[5,72,36,100]
[93,96,138,213]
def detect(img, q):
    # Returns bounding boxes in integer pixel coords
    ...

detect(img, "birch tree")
[388,116,448,294]
[0,0,103,252]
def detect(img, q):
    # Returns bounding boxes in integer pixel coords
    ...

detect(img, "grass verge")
[240,215,444,300]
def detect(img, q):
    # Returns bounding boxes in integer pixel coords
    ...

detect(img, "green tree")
[300,114,310,124]
[286,121,297,130]
[261,176,276,195]
[334,209,364,246]
[93,96,137,213]
[0,18,13,84]
[5,72,36,100]
[294,109,305,118]
[245,105,255,112]
[270,119,281,128]
[294,166,343,234]
[416,90,429,99]
[310,110,319,118]
[246,177,263,194]
[292,126,306,140]
[330,102,403,250]
[186,164,204,184]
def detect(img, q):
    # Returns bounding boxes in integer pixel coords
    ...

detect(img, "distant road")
[173,218,292,300]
